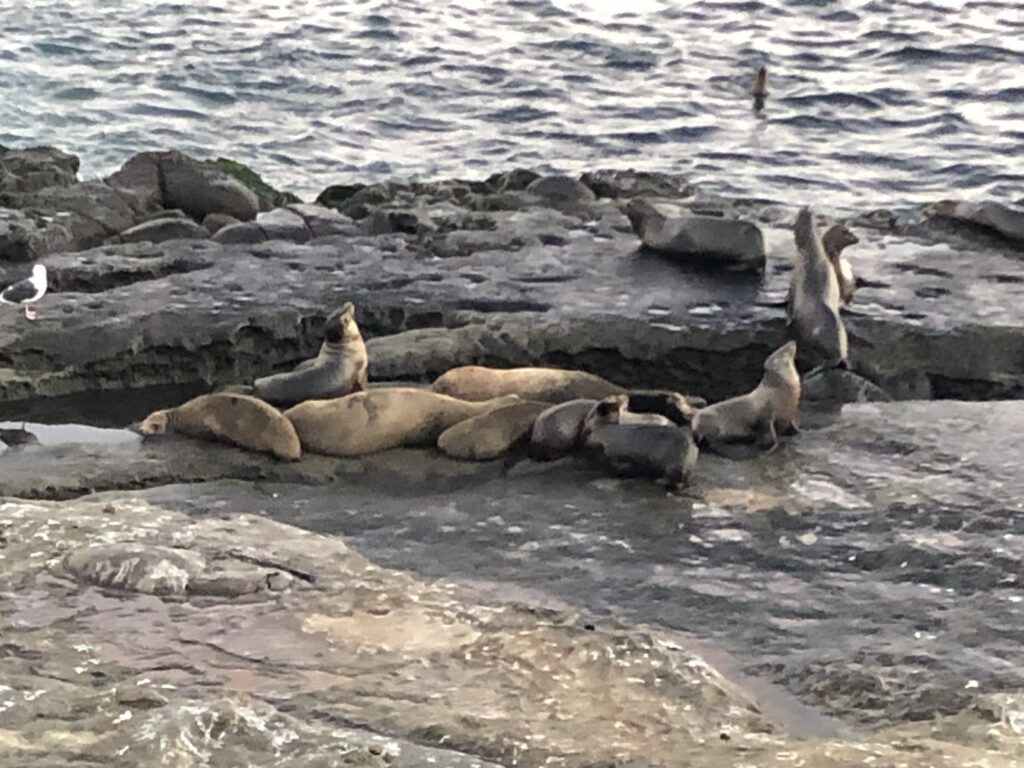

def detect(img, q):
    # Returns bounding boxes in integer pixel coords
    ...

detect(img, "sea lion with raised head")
[432,365,624,403]
[580,395,698,489]
[822,222,859,305]
[787,208,848,370]
[138,393,301,461]
[437,400,551,461]
[752,66,768,111]
[254,302,368,405]
[691,341,800,456]
[528,391,695,461]
[285,387,520,457]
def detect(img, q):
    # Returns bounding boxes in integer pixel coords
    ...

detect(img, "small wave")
[53,86,100,101]
[781,92,883,110]
[482,106,558,123]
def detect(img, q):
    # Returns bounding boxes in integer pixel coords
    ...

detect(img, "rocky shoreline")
[2,145,1024,766]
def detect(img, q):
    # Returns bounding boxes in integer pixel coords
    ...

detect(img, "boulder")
[161,151,260,222]
[580,168,693,199]
[926,199,1024,243]
[0,145,79,194]
[0,209,39,261]
[525,174,596,206]
[256,207,310,243]
[202,212,239,233]
[626,198,766,272]
[212,157,300,211]
[115,216,210,244]
[212,221,267,245]
[287,203,356,238]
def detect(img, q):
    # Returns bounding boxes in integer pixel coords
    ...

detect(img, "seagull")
[1,264,47,320]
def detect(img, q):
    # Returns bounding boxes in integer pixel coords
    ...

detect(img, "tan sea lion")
[285,387,520,457]
[437,401,550,461]
[580,395,698,489]
[691,341,800,456]
[432,365,624,403]
[255,302,368,405]
[822,223,859,305]
[138,393,301,461]
[787,208,848,371]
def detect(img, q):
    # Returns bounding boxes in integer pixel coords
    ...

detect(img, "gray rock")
[525,174,597,205]
[212,221,268,244]
[257,206,310,243]
[287,203,356,238]
[0,209,39,261]
[115,216,209,244]
[160,150,260,222]
[580,168,693,199]
[626,198,766,271]
[0,145,79,193]
[202,212,240,233]
[802,368,893,404]
[104,151,163,211]
[926,199,1024,243]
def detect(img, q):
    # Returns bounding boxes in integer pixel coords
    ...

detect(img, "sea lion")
[432,365,623,403]
[752,66,768,111]
[787,208,848,370]
[691,341,800,456]
[580,395,698,489]
[528,393,689,461]
[437,401,550,461]
[625,198,766,273]
[285,387,520,457]
[138,393,301,461]
[822,223,859,305]
[254,302,368,405]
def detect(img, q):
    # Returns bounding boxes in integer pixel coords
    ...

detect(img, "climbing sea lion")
[787,208,848,370]
[822,223,859,305]
[436,401,550,461]
[432,365,624,403]
[138,393,301,461]
[691,341,800,456]
[254,302,368,405]
[580,395,698,489]
[285,387,520,457]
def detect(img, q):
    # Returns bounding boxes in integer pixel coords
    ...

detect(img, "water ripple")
[0,0,1022,210]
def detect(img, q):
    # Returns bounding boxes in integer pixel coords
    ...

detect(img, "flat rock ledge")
[1,479,1020,767]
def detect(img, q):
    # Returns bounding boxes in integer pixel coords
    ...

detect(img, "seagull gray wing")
[1,277,38,304]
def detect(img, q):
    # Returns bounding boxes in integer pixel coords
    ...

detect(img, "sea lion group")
[138,207,854,490]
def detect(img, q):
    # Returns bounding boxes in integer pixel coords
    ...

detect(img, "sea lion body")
[255,302,368,405]
[788,208,848,368]
[437,401,550,461]
[692,341,800,455]
[528,395,681,461]
[581,395,698,488]
[625,199,766,272]
[432,365,623,403]
[285,387,519,457]
[822,223,859,305]
[139,393,301,461]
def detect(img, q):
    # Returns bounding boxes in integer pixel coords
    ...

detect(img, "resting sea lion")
[528,392,690,461]
[580,395,698,489]
[787,208,848,370]
[138,393,301,461]
[437,401,550,461]
[285,387,520,457]
[432,365,623,403]
[822,223,859,305]
[254,302,368,405]
[691,341,800,456]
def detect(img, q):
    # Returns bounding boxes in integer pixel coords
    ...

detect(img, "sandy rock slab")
[0,496,1014,767]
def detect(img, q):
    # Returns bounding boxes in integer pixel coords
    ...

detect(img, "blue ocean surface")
[1,0,1022,210]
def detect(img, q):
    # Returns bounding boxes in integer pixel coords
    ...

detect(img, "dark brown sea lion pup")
[580,395,698,489]
[437,401,551,461]
[138,393,301,461]
[254,302,368,405]
[432,365,623,403]
[822,223,859,305]
[787,208,849,371]
[691,341,800,456]
[285,387,519,457]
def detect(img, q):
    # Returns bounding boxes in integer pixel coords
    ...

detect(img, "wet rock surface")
[1,401,1023,766]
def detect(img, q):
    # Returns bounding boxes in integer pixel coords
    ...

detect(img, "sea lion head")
[822,223,859,258]
[324,301,360,343]
[582,394,628,434]
[793,207,822,256]
[763,341,798,379]
[138,410,171,435]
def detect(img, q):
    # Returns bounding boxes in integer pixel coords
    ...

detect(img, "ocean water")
[1,0,1022,211]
